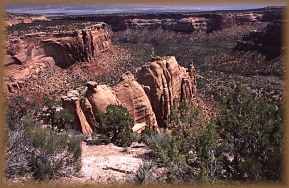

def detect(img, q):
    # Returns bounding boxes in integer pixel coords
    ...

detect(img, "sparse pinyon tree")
[95,104,134,147]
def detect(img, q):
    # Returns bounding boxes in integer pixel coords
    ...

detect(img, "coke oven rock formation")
[85,81,121,113]
[61,56,199,134]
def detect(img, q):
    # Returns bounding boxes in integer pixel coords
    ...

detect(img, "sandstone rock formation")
[114,72,159,132]
[61,90,93,135]
[80,97,99,130]
[85,81,120,113]
[60,56,201,134]
[136,56,197,127]
[61,72,161,134]
[4,23,111,77]
[42,23,111,68]
[4,22,112,85]
[6,38,45,66]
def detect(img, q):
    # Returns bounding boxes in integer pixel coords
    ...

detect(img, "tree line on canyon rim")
[5,83,283,183]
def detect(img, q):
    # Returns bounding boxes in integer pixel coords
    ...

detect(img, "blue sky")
[4,2,286,17]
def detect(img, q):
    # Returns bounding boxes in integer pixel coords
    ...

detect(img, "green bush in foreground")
[5,95,82,181]
[95,104,134,147]
[25,124,82,180]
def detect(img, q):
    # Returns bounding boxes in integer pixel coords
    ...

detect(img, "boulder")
[7,82,20,93]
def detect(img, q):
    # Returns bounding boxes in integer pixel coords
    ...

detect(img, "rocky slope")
[53,6,284,32]
[60,56,207,134]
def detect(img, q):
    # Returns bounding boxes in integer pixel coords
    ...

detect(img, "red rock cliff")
[42,23,111,68]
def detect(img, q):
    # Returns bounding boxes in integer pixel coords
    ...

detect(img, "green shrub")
[95,104,134,147]
[26,124,82,180]
[135,160,156,184]
[5,94,82,181]
[142,100,220,183]
[217,83,283,181]
[143,84,283,183]
[41,96,75,131]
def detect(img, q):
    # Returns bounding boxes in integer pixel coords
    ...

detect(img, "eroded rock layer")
[136,56,196,127]
[114,72,159,132]
[42,23,111,68]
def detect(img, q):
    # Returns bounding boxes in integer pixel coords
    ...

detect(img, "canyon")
[3,5,285,184]
[3,6,284,134]
[235,20,283,59]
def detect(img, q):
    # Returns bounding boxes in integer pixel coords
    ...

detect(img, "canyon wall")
[42,23,111,68]
[5,23,111,68]
[5,22,112,80]
[55,6,284,32]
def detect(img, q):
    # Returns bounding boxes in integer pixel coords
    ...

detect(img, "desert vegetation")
[136,84,283,183]
[5,95,82,181]
[93,104,135,147]
[3,8,284,185]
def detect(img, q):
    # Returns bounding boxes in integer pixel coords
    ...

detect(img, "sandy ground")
[58,141,152,185]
